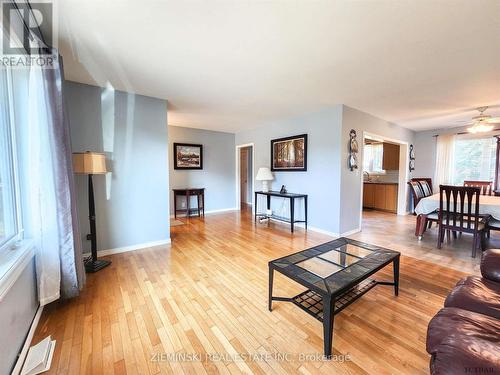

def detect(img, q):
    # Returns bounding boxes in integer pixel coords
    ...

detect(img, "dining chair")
[463,180,493,196]
[408,178,437,229]
[486,219,500,238]
[437,185,488,258]
[408,178,434,208]
[408,180,425,212]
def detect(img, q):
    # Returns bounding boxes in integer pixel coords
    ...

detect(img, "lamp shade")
[73,152,107,174]
[256,167,274,181]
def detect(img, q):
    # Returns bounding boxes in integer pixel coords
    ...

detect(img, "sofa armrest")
[481,249,500,283]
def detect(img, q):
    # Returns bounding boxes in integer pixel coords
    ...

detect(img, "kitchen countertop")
[363,181,398,185]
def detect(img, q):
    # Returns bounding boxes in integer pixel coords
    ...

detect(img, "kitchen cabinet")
[374,184,386,209]
[382,143,400,171]
[363,183,375,208]
[363,183,398,213]
[385,184,398,212]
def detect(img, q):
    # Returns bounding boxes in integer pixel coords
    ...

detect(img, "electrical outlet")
[181,201,186,208]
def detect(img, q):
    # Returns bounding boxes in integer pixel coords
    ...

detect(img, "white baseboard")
[12,304,44,375]
[341,227,361,237]
[83,239,171,258]
[170,207,238,218]
[285,222,339,237]
[205,207,238,215]
[270,221,361,238]
[304,225,338,238]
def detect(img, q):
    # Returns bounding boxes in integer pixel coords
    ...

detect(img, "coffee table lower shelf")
[268,237,400,358]
[291,279,377,322]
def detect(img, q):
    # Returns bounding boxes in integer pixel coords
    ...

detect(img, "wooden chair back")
[439,185,481,232]
[463,180,493,196]
[408,178,433,212]
[410,178,433,195]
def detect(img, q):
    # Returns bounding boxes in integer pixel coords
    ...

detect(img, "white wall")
[169,126,236,214]
[236,106,343,235]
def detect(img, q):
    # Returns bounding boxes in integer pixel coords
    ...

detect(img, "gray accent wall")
[66,81,170,252]
[339,105,415,234]
[235,106,344,234]
[169,126,236,214]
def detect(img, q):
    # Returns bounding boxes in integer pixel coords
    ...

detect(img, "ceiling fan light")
[467,123,494,133]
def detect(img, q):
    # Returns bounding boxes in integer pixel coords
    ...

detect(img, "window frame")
[363,143,386,175]
[0,68,23,252]
[451,133,498,186]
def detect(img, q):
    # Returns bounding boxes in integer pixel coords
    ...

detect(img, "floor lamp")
[73,151,111,273]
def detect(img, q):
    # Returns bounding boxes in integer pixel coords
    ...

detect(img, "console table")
[254,190,307,233]
[173,188,205,218]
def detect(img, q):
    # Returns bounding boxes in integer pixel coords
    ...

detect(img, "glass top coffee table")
[268,237,400,357]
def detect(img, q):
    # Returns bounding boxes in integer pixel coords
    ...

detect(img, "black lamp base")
[85,259,111,273]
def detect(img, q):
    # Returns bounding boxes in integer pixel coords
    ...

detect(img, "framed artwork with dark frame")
[173,143,203,170]
[270,134,308,172]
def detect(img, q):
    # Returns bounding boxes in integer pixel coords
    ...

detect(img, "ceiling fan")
[466,106,500,133]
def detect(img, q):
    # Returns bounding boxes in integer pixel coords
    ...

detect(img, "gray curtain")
[41,55,85,298]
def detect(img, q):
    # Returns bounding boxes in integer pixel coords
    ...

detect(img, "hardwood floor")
[33,209,474,374]
[358,209,499,275]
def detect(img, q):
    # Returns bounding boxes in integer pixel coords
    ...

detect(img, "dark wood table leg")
[186,191,190,218]
[197,193,200,217]
[322,295,334,358]
[393,256,400,296]
[305,196,308,230]
[290,197,295,233]
[268,266,274,311]
[254,192,258,223]
[202,191,205,216]
[174,192,177,219]
[415,214,427,240]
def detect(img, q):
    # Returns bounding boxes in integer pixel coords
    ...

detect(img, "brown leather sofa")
[426,249,500,374]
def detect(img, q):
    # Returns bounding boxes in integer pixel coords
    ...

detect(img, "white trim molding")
[288,223,339,238]
[267,221,360,239]
[359,131,410,230]
[83,239,171,258]
[170,207,238,219]
[340,227,361,237]
[11,305,44,375]
[235,143,255,209]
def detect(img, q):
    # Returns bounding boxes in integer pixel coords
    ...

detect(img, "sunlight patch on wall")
[101,83,115,200]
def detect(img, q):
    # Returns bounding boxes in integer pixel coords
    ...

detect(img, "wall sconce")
[409,144,415,172]
[348,129,359,171]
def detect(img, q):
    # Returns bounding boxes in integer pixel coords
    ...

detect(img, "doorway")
[359,132,409,228]
[236,144,254,210]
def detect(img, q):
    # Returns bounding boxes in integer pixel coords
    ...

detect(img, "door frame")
[235,143,255,209]
[359,131,409,228]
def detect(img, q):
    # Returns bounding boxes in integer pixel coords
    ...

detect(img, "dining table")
[414,193,500,239]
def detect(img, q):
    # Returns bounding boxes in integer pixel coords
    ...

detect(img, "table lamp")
[72,151,111,273]
[256,167,274,192]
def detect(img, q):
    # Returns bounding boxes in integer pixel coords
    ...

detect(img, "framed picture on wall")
[174,143,203,170]
[271,134,307,171]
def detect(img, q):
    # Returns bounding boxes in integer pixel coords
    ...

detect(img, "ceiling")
[58,0,500,133]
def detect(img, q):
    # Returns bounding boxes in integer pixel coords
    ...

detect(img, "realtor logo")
[1,1,57,67]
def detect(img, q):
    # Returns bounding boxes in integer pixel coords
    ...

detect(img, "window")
[452,136,496,185]
[363,143,384,173]
[0,69,20,250]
